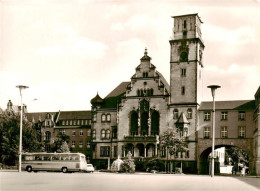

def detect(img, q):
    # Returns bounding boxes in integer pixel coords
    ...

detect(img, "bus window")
[44,156,51,161]
[25,156,34,161]
[35,155,42,161]
[52,156,59,161]
[62,156,69,161]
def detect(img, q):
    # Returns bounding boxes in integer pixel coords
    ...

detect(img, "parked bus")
[22,152,91,173]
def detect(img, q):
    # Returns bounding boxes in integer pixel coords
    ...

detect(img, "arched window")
[106,114,111,122]
[101,129,106,139]
[141,112,149,136]
[101,114,106,122]
[151,111,159,136]
[173,109,179,119]
[106,130,110,139]
[130,111,138,136]
[187,108,192,119]
[45,131,51,141]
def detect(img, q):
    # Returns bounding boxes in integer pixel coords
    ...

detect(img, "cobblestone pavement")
[0,171,259,191]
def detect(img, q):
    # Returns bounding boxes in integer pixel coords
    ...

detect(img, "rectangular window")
[113,146,118,158]
[238,126,246,138]
[184,20,186,29]
[100,146,110,157]
[204,127,210,138]
[73,120,77,125]
[221,112,228,120]
[221,126,228,138]
[87,142,91,148]
[72,141,76,148]
[79,129,83,136]
[72,131,76,136]
[92,130,96,140]
[204,111,211,121]
[79,141,83,148]
[185,151,189,158]
[181,86,185,95]
[161,147,166,158]
[181,68,186,77]
[59,129,65,135]
[87,129,91,137]
[238,111,246,121]
[62,121,65,126]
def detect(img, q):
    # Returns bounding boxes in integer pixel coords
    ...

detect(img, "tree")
[52,132,70,152]
[225,147,248,166]
[160,128,188,173]
[57,141,70,153]
[0,111,43,166]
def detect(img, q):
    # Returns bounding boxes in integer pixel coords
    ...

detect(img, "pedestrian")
[241,164,246,176]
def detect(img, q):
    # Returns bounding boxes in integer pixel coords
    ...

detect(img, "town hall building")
[8,13,259,175]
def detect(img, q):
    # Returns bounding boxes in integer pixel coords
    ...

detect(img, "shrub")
[120,159,135,173]
[146,159,165,172]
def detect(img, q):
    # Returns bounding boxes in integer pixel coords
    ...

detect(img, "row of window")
[173,108,192,119]
[61,119,91,126]
[136,88,154,97]
[99,146,190,158]
[204,111,246,121]
[71,140,91,148]
[59,129,92,137]
[161,147,189,158]
[203,126,246,138]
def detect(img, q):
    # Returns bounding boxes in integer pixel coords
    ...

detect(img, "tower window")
[181,68,186,77]
[183,20,187,29]
[180,51,188,62]
[143,72,148,78]
[181,86,185,95]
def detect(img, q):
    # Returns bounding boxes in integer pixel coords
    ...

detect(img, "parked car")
[86,164,94,173]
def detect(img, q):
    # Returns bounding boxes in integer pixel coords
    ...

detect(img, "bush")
[120,159,135,173]
[146,159,165,172]
[134,159,145,172]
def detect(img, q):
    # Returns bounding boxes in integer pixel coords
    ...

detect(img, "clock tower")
[169,13,204,105]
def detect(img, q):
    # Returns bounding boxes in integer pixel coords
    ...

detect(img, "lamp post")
[16,85,29,173]
[207,85,221,178]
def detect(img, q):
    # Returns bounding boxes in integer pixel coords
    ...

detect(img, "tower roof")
[140,48,151,61]
[90,93,103,105]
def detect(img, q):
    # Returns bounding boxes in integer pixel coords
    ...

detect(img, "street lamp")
[207,85,221,178]
[16,85,29,173]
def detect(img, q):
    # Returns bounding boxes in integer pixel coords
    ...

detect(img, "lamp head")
[16,85,29,89]
[207,85,221,98]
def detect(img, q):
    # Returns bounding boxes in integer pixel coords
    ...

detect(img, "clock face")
[180,51,188,62]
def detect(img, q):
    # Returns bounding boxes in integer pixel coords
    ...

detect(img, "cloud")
[35,26,108,59]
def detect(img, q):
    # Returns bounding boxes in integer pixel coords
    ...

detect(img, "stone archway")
[136,143,145,157]
[199,144,253,175]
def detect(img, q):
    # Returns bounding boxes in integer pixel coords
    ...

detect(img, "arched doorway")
[125,143,135,157]
[146,143,156,158]
[136,143,145,157]
[199,145,250,175]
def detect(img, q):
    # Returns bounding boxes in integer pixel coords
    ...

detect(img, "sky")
[0,0,260,112]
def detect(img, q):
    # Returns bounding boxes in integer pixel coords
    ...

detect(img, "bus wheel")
[26,166,32,172]
[62,167,68,173]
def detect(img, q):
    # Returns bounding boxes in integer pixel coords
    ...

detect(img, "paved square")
[0,172,259,191]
